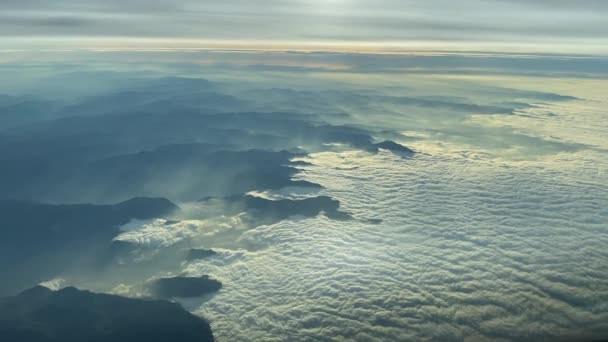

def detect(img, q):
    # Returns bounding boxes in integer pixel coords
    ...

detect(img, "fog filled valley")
[0,50,607,341]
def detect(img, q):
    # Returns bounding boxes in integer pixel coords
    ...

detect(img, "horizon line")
[2,37,608,58]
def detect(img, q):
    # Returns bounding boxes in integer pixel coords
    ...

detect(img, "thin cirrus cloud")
[0,0,607,53]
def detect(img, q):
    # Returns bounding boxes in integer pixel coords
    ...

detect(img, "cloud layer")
[0,52,606,340]
[189,146,608,341]
[1,0,607,53]
[107,69,608,340]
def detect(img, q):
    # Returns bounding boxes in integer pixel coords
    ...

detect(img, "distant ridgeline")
[200,194,353,223]
[0,77,414,204]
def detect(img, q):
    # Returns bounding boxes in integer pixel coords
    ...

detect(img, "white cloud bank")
[179,89,607,340]
[186,145,608,341]
[95,68,608,341]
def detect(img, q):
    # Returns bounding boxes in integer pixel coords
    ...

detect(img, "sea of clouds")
[5,51,602,341]
[115,93,608,341]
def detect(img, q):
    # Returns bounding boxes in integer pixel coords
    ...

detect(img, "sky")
[1,0,608,54]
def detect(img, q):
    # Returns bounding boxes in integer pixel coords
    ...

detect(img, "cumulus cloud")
[38,278,66,291]
[186,144,608,341]
[115,216,248,248]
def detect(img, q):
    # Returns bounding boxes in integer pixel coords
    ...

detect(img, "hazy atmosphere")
[1,1,607,342]
[2,0,608,53]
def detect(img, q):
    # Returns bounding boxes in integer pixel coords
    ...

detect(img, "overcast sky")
[1,0,607,53]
